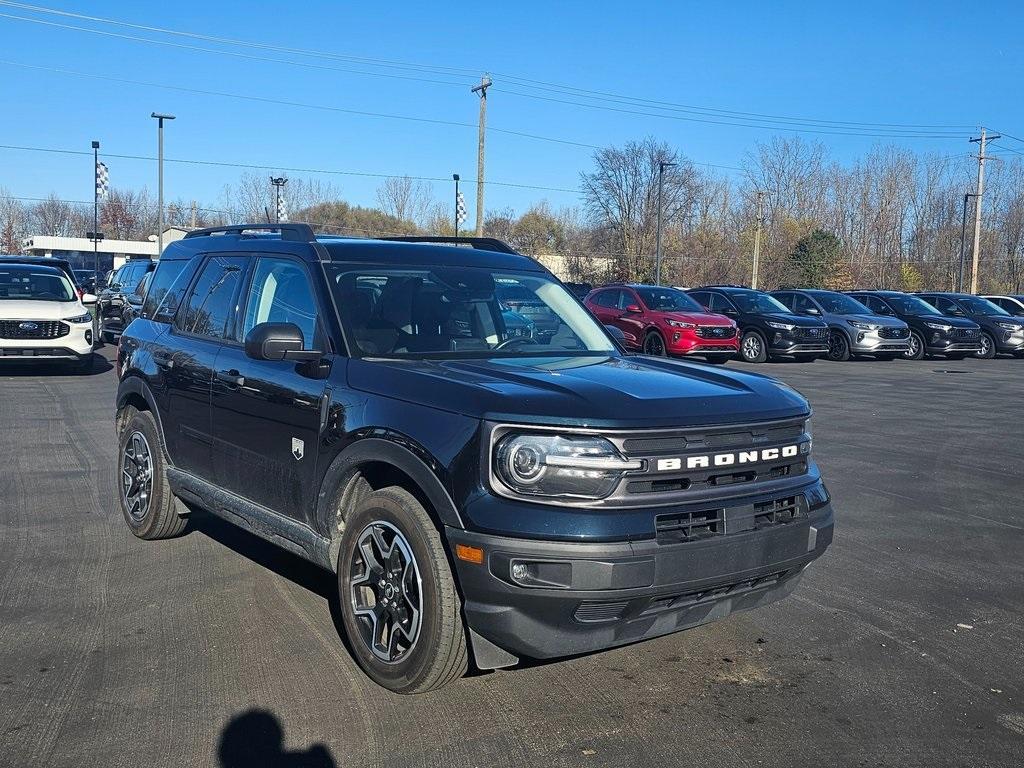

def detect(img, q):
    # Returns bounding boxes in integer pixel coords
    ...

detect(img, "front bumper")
[995,332,1024,353]
[770,339,829,356]
[448,495,833,664]
[849,329,911,355]
[925,337,982,354]
[0,325,93,360]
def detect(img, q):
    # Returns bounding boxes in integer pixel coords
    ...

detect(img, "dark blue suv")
[115,224,833,693]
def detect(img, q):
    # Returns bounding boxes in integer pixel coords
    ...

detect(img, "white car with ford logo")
[0,262,97,371]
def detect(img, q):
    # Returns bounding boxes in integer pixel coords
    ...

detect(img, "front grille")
[950,327,979,339]
[697,325,737,339]
[797,327,828,339]
[655,508,726,543]
[754,496,806,528]
[638,570,793,618]
[574,600,630,623]
[0,320,70,339]
[879,326,909,339]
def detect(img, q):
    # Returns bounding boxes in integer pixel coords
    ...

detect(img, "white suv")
[0,262,97,372]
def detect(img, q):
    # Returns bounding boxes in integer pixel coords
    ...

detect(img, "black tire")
[904,330,925,360]
[337,487,467,694]
[826,331,851,362]
[642,330,667,356]
[976,332,996,359]
[117,407,186,540]
[704,356,730,365]
[739,330,768,363]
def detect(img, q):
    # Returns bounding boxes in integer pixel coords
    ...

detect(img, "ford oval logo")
[18,322,38,331]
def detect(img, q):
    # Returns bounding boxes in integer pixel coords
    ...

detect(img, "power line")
[0,1,975,134]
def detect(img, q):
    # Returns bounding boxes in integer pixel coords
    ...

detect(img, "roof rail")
[378,235,519,255]
[184,223,316,243]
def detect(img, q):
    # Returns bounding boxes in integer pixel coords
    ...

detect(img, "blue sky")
[1,0,1022,219]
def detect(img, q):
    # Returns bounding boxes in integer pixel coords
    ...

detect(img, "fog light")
[511,562,529,580]
[508,559,573,588]
[672,332,680,342]
[857,333,865,343]
[85,329,92,344]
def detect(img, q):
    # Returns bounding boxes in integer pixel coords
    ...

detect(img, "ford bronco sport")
[115,224,834,693]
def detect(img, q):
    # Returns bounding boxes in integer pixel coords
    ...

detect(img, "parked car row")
[581,282,1024,364]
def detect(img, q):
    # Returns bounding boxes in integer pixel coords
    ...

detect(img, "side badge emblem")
[291,438,304,461]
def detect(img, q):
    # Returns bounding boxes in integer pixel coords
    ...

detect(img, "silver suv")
[771,289,911,361]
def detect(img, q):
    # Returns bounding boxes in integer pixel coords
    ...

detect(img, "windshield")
[638,287,703,312]
[958,296,1009,315]
[885,295,942,315]
[730,290,790,314]
[812,292,871,314]
[327,265,616,358]
[0,267,77,301]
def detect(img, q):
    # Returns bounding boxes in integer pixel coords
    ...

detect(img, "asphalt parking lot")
[1,349,1022,768]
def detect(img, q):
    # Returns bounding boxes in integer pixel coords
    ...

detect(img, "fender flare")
[315,436,464,540]
[115,375,170,455]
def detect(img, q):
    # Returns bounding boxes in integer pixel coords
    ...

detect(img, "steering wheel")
[495,336,541,350]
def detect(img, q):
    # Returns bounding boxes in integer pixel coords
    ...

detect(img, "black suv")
[115,224,833,693]
[98,258,156,343]
[686,286,829,363]
[915,292,1024,359]
[846,290,982,360]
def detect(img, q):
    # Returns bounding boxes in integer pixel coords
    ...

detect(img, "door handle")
[217,369,245,387]
[153,352,174,370]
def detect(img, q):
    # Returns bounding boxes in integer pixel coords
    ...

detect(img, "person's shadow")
[218,709,336,767]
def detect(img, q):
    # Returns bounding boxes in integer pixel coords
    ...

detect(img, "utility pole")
[189,200,197,229]
[453,174,461,235]
[654,161,676,285]
[471,74,492,237]
[752,190,765,289]
[969,129,999,293]
[957,192,979,292]
[91,140,100,287]
[151,112,175,256]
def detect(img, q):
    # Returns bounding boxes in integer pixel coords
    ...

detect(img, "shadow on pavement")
[0,353,113,377]
[218,709,336,767]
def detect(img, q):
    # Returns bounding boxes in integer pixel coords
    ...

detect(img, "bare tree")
[376,176,434,226]
[0,189,27,253]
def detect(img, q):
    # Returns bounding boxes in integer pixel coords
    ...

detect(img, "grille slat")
[696,326,737,339]
[0,320,70,339]
[878,327,909,339]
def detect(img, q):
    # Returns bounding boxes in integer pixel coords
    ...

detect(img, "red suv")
[585,284,739,363]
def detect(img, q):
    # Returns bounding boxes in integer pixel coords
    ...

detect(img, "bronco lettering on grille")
[656,444,801,471]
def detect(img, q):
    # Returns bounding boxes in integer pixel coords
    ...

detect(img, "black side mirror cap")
[244,322,322,362]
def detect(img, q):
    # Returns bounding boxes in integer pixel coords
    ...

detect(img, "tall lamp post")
[91,140,100,286]
[958,192,979,293]
[150,112,175,256]
[453,174,460,235]
[655,161,676,285]
[270,177,288,223]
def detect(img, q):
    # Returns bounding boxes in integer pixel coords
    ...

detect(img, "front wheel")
[739,331,768,363]
[904,331,925,360]
[976,332,996,359]
[337,487,467,694]
[827,331,851,362]
[642,331,667,356]
[117,407,186,540]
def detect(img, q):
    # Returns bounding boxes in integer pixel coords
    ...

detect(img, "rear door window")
[175,256,247,341]
[240,257,320,349]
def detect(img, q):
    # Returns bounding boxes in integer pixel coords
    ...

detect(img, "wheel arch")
[317,437,464,569]
[115,376,168,453]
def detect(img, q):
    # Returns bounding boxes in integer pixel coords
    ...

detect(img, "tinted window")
[729,290,790,314]
[708,293,736,313]
[813,292,870,314]
[790,294,816,314]
[958,295,1009,315]
[176,256,246,340]
[0,267,76,302]
[885,295,941,316]
[591,289,618,308]
[148,257,201,323]
[772,292,795,310]
[637,287,703,312]
[687,290,710,308]
[242,257,319,349]
[931,296,961,315]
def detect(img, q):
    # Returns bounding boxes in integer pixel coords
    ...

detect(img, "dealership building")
[20,227,189,273]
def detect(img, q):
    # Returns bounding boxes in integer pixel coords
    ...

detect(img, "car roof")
[847,289,905,295]
[0,254,72,267]
[695,285,760,293]
[161,231,546,273]
[0,262,67,276]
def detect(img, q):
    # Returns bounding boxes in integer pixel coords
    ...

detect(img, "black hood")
[763,312,828,328]
[348,354,809,428]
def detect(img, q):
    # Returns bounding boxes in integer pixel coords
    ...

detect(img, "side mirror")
[244,322,322,362]
[624,304,643,314]
[81,293,97,305]
[804,307,820,315]
[604,324,626,342]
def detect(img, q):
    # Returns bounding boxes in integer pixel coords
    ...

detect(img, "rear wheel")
[337,487,467,694]
[826,331,851,362]
[904,331,925,360]
[739,331,768,363]
[642,331,667,356]
[976,332,996,359]
[117,407,186,540]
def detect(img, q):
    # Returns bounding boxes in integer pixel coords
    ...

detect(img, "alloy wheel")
[349,521,423,664]
[978,334,992,358]
[121,431,154,522]
[644,333,666,356]
[742,334,762,361]
[905,333,921,359]
[828,332,848,361]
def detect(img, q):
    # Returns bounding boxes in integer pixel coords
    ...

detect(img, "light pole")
[655,161,676,285]
[958,192,979,293]
[270,177,287,223]
[453,174,460,235]
[151,112,175,256]
[91,140,99,287]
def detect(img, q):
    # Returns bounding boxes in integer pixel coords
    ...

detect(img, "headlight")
[997,322,1019,331]
[493,433,641,500]
[924,321,952,331]
[847,320,878,330]
[665,319,696,329]
[765,321,795,331]
[65,313,93,324]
